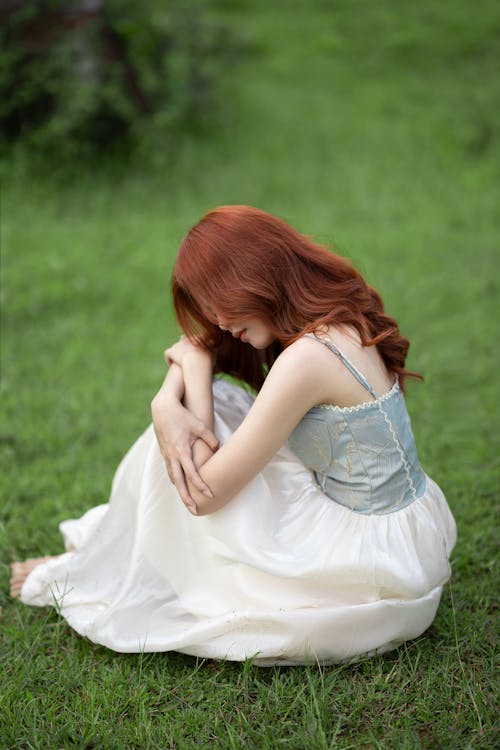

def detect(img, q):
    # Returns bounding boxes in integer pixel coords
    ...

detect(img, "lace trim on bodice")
[316,378,400,413]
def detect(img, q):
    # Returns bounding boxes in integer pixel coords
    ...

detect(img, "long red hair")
[172,206,421,392]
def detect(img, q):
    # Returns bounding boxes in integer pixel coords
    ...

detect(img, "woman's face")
[216,314,275,350]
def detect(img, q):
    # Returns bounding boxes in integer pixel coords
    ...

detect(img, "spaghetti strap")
[305,333,379,399]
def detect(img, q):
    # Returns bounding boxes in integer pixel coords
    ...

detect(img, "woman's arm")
[162,340,217,501]
[178,348,214,432]
[151,360,218,512]
[152,360,184,405]
[169,337,335,516]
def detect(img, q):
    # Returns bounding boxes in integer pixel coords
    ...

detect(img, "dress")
[21,337,456,665]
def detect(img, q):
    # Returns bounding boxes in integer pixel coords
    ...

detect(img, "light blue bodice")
[288,336,426,515]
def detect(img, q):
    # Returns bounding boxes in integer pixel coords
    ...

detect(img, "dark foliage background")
[0,0,240,162]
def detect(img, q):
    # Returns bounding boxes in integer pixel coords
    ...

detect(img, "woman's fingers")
[164,349,175,366]
[180,452,213,498]
[196,423,219,452]
[164,457,174,484]
[170,460,197,514]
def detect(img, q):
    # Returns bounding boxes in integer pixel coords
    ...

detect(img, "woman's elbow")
[184,470,233,515]
[190,490,233,516]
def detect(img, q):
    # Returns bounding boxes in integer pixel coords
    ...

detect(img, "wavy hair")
[172,205,421,392]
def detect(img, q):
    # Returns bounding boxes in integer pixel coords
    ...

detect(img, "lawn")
[1,1,498,747]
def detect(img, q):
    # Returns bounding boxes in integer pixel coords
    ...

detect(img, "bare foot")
[10,556,60,598]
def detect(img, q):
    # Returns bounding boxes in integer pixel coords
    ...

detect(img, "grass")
[1,0,499,747]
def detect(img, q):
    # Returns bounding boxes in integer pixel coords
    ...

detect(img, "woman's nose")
[217,316,230,331]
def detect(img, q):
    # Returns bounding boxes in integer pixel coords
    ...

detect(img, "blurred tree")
[0,0,238,160]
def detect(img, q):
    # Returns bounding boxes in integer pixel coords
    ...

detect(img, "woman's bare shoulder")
[266,335,343,404]
[273,327,392,407]
[272,335,337,373]
[274,331,348,370]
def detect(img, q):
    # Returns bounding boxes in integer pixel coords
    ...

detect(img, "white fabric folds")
[22,380,456,665]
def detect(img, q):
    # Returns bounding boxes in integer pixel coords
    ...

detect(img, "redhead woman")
[11,206,456,665]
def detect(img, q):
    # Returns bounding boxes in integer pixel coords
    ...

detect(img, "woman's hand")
[164,336,213,369]
[151,386,219,513]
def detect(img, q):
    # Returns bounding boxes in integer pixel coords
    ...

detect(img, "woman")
[12,206,456,665]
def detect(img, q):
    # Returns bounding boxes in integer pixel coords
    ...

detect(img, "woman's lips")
[233,329,246,340]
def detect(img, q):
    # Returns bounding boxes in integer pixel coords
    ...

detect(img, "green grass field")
[1,1,498,747]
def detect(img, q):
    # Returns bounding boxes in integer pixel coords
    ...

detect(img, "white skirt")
[21,380,457,665]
